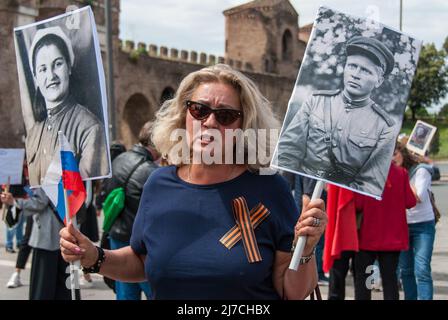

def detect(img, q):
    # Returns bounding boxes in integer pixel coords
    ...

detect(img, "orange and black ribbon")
[220,197,270,263]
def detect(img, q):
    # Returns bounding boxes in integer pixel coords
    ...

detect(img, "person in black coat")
[104,121,160,300]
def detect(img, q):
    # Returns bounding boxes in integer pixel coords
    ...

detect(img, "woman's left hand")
[294,197,327,256]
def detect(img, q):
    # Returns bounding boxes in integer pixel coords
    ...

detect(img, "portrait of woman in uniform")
[271,7,422,199]
[14,7,111,187]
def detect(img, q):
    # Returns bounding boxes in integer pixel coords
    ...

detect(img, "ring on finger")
[312,217,321,227]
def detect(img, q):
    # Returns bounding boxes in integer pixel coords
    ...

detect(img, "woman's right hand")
[59,221,98,268]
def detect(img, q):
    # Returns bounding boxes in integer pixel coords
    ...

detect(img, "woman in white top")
[392,142,435,300]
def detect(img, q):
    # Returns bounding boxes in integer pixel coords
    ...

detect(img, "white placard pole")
[289,180,325,271]
[59,132,80,300]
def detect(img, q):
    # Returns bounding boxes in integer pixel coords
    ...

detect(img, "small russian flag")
[42,133,86,225]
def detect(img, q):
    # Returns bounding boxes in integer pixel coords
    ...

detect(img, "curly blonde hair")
[151,64,281,170]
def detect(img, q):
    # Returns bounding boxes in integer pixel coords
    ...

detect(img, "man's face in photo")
[416,126,427,139]
[343,55,384,98]
[34,44,71,106]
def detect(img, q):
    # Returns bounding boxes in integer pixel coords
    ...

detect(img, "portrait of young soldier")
[276,36,397,197]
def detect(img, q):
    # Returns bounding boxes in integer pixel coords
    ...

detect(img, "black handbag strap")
[122,158,147,195]
[310,284,322,300]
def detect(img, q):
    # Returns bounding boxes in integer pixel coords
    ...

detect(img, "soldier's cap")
[346,36,394,76]
[28,26,75,75]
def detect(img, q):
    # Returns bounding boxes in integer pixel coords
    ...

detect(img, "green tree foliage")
[81,0,94,6]
[416,107,430,118]
[439,103,448,118]
[430,129,440,156]
[407,38,448,121]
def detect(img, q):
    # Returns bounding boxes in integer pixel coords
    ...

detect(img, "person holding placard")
[353,160,417,300]
[393,143,436,300]
[102,122,159,300]
[3,160,28,254]
[1,189,71,300]
[59,64,327,300]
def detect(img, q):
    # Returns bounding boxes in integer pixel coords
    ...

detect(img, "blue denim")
[109,237,153,300]
[5,214,24,250]
[316,232,325,278]
[293,175,302,213]
[399,220,435,300]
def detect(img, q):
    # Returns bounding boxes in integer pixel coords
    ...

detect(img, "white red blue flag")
[42,133,86,225]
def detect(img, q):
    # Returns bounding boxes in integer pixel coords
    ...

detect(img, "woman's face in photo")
[34,44,71,107]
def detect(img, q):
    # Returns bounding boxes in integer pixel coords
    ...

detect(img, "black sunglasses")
[185,100,243,126]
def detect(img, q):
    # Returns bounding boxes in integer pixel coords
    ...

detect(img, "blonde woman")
[59,64,327,300]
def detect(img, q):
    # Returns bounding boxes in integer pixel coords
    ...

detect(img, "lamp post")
[105,0,116,141]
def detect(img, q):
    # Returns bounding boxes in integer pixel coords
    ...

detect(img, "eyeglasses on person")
[185,100,243,126]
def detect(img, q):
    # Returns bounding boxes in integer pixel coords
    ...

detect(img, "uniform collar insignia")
[47,95,76,117]
[341,91,372,108]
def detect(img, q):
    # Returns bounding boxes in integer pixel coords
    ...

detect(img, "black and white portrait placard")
[14,6,111,187]
[407,120,437,156]
[271,6,422,199]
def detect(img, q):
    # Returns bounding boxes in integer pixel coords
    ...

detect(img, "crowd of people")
[0,64,441,300]
[311,139,439,300]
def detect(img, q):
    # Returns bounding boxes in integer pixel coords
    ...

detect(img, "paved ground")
[0,214,115,300]
[0,162,447,300]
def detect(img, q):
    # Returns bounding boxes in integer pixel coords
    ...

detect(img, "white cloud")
[120,0,448,52]
[119,0,448,112]
[120,0,248,56]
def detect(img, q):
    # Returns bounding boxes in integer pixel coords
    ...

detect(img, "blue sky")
[119,0,448,112]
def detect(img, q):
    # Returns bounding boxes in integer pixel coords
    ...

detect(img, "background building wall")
[0,0,309,149]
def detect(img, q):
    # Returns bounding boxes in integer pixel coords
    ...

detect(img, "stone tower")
[0,0,310,149]
[0,1,38,148]
[223,0,305,78]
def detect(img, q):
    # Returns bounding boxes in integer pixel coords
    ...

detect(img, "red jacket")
[354,163,417,251]
[323,185,358,273]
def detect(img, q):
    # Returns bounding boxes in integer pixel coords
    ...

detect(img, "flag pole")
[63,188,81,300]
[1,176,11,222]
[289,180,325,271]
[58,132,80,300]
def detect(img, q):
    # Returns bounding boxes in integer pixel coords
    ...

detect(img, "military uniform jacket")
[276,89,396,197]
[26,95,109,186]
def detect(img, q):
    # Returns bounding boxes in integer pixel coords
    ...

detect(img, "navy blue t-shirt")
[130,166,299,299]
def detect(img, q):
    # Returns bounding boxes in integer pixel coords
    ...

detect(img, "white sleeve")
[414,168,431,200]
